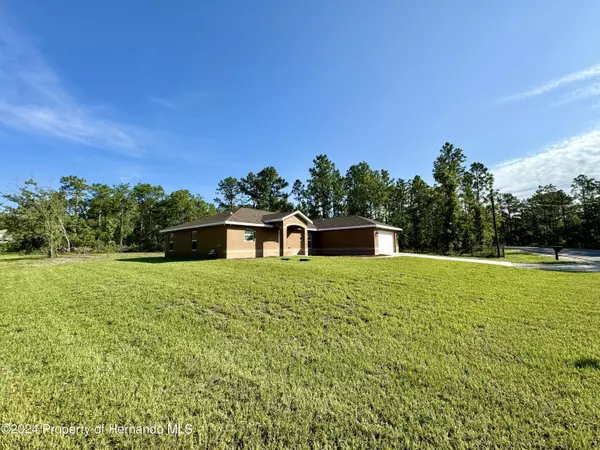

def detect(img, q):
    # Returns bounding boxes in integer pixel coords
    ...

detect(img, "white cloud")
[0,102,144,151]
[499,63,600,104]
[0,17,146,154]
[556,82,600,105]
[493,128,600,197]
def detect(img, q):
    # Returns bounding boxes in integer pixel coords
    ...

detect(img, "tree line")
[2,143,599,257]
[0,178,216,256]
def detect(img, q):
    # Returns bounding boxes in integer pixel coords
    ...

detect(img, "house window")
[168,233,174,251]
[307,232,312,249]
[191,231,197,251]
[244,228,255,242]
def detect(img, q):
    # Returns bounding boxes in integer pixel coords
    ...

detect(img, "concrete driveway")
[393,252,513,266]
[506,246,600,263]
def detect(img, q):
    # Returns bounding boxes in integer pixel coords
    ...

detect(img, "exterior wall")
[226,226,279,259]
[165,225,227,258]
[282,216,306,227]
[311,228,376,256]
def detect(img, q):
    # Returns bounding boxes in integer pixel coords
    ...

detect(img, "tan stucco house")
[160,207,401,259]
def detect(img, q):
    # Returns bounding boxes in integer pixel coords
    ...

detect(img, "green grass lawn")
[1,253,599,449]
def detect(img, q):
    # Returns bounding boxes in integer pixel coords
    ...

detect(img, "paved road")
[516,263,600,273]
[506,246,600,263]
[394,252,600,272]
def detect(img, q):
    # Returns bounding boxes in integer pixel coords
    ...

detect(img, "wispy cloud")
[147,92,209,112]
[555,82,600,106]
[148,95,177,110]
[499,63,600,104]
[0,16,147,154]
[494,127,600,197]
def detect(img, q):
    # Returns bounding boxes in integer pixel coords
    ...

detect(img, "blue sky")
[1,0,600,199]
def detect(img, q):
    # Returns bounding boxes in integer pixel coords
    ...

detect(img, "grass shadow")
[115,257,218,264]
[0,257,45,263]
[573,358,600,369]
[538,261,581,265]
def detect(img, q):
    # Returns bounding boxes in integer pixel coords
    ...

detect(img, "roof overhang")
[375,224,403,232]
[314,224,402,232]
[160,221,275,233]
[263,210,313,224]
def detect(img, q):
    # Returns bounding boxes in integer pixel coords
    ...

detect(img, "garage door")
[378,231,395,255]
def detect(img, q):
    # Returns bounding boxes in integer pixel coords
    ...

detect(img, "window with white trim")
[191,231,197,251]
[168,233,174,251]
[244,228,255,242]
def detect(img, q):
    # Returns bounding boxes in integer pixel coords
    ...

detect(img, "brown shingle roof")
[161,208,400,233]
[262,211,291,221]
[263,211,313,223]
[160,207,278,233]
[229,207,275,225]
[311,215,401,231]
[160,210,238,233]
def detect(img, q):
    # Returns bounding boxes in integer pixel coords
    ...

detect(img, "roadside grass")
[1,254,599,448]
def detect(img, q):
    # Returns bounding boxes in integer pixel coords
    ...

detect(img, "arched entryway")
[279,224,308,256]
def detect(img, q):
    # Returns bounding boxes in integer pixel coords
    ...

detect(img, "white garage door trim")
[378,231,395,255]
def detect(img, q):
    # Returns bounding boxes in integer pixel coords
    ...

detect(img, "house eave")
[313,224,402,232]
[224,221,275,228]
[375,224,403,232]
[160,221,275,233]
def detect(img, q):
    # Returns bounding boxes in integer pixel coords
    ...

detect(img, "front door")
[286,227,304,256]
